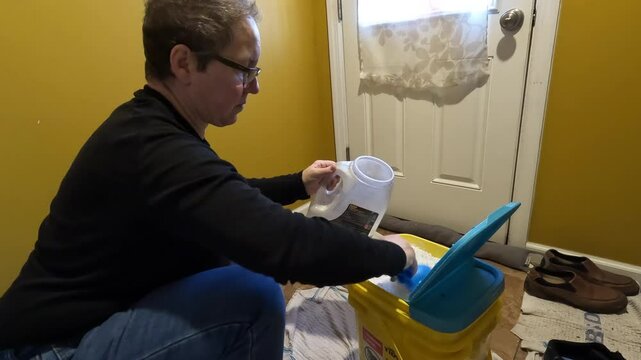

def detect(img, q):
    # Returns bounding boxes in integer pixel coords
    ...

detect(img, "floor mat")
[512,292,641,359]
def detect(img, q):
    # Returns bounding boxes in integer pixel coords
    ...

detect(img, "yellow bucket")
[347,234,502,360]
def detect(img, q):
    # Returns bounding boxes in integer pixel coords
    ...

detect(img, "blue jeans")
[0,264,285,360]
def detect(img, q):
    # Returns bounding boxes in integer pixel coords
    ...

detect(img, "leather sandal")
[525,266,628,314]
[542,249,640,296]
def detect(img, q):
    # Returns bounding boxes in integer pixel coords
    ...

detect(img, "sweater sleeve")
[140,134,406,286]
[246,172,309,205]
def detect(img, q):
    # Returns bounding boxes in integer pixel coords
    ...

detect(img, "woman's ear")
[168,44,195,84]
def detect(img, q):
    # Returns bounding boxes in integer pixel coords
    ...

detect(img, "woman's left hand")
[302,160,339,196]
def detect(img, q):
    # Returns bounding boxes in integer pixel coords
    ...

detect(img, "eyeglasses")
[194,51,261,87]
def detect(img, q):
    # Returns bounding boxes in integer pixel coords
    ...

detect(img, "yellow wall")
[0,1,335,293]
[528,0,641,265]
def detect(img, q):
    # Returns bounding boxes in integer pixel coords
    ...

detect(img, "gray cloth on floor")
[380,214,531,272]
[283,286,359,360]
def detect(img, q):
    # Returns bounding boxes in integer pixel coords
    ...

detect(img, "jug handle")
[315,162,348,203]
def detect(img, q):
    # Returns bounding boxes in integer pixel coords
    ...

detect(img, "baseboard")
[526,242,641,284]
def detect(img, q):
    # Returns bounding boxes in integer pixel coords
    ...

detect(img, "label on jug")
[331,204,379,235]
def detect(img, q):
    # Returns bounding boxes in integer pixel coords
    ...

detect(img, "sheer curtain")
[358,0,489,97]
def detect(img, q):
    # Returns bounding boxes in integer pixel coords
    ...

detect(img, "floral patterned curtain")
[358,0,489,96]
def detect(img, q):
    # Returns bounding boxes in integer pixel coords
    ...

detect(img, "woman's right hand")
[380,234,417,276]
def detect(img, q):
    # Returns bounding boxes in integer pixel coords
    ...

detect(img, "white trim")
[326,0,349,161]
[508,0,562,248]
[527,242,641,284]
[326,0,562,246]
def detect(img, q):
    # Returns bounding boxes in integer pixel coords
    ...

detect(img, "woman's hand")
[380,234,417,276]
[302,160,339,196]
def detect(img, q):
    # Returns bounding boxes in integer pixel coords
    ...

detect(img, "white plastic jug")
[306,155,395,237]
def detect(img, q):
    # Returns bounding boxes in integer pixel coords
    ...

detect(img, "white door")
[339,0,536,242]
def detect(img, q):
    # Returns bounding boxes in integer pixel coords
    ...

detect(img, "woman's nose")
[245,78,259,94]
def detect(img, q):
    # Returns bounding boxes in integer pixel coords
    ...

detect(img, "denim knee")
[238,269,286,324]
[182,265,285,326]
[259,275,286,318]
[71,266,287,360]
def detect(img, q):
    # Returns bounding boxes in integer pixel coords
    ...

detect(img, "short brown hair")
[143,0,259,80]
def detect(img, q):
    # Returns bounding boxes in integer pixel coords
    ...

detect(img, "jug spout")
[352,156,395,188]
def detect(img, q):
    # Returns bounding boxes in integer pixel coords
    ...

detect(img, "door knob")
[500,8,525,32]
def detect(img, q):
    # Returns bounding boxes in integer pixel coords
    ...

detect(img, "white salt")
[369,245,440,301]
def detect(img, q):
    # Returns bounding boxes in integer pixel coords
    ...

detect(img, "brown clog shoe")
[542,249,640,296]
[524,266,628,314]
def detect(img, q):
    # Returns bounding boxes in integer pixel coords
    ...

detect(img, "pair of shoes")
[543,339,626,360]
[542,249,640,296]
[525,266,628,313]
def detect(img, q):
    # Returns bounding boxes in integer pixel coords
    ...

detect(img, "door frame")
[325,0,561,248]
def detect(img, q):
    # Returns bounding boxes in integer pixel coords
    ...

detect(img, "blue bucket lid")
[407,202,521,333]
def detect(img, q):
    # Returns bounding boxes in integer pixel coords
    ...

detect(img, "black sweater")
[0,86,405,347]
